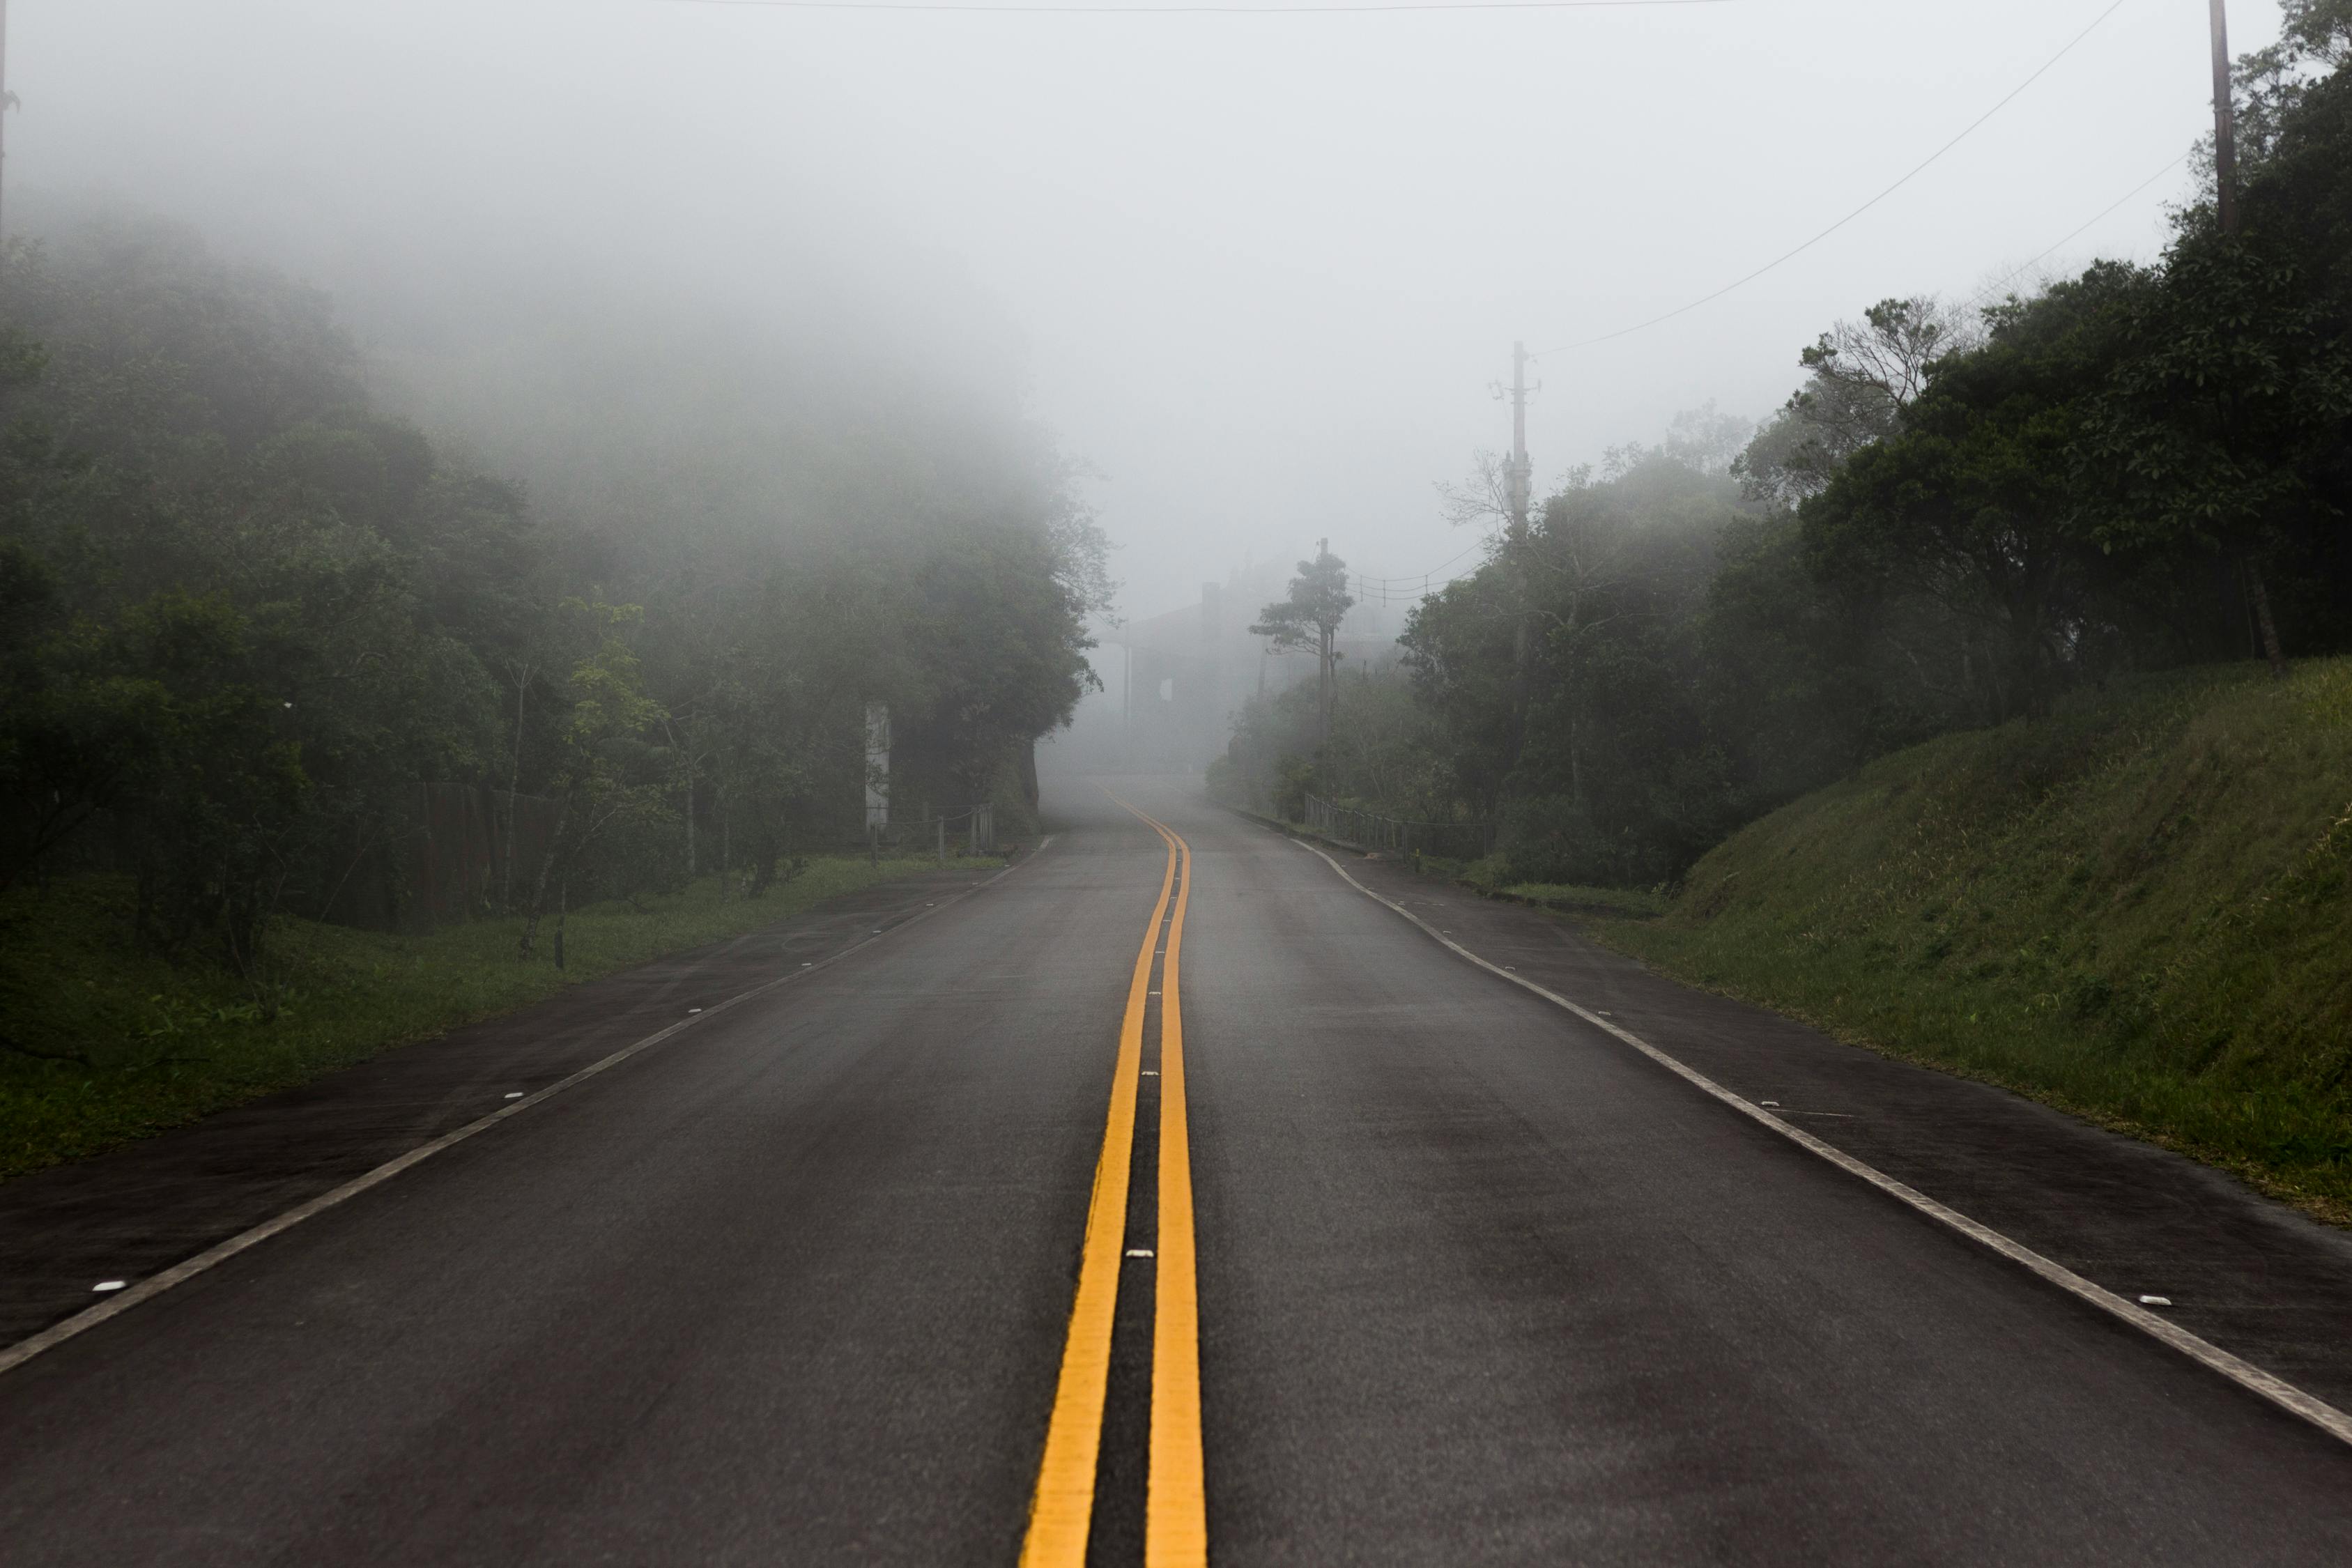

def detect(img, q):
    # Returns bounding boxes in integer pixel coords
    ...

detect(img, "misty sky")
[14,0,2277,619]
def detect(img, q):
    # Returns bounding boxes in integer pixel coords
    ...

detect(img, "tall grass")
[1599,659,2352,1222]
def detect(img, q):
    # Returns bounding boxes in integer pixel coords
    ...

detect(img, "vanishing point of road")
[3,781,2351,1565]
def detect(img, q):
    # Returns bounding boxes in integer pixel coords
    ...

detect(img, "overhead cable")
[1535,0,2131,358]
[668,0,1729,12]
[1964,151,2190,309]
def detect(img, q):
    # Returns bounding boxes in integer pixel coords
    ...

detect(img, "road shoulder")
[0,859,1016,1347]
[1258,818,2352,1418]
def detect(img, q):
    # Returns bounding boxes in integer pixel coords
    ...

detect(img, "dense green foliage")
[0,217,1105,994]
[1602,659,2352,1220]
[1236,12,2352,889]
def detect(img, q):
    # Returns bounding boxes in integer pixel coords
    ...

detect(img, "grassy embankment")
[0,856,971,1181]
[1457,870,1672,920]
[1595,658,2352,1222]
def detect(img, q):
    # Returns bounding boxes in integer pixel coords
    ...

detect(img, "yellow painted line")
[1136,810,1208,1568]
[1020,812,1176,1567]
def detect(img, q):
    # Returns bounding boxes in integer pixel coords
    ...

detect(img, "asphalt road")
[3,779,2352,1565]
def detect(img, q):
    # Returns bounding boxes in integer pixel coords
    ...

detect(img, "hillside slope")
[1601,659,2352,1220]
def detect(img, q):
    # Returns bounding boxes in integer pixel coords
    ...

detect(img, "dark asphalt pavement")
[3,779,2351,1565]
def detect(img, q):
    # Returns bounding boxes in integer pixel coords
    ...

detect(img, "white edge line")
[1287,834,2352,1450]
[0,847,1045,1381]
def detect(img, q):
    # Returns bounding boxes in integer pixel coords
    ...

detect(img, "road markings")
[1022,800,1209,1568]
[1289,836,2352,1452]
[1137,809,1208,1568]
[0,852,1045,1384]
[1020,819,1174,1567]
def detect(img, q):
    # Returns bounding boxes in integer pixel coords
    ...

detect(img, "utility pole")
[1316,537,1335,746]
[1507,341,1531,542]
[1503,343,1536,769]
[2208,0,2286,678]
[2208,0,2237,236]
[1,0,12,249]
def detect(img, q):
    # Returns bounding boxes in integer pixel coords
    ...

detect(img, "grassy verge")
[1456,862,1670,919]
[1592,658,2352,1224]
[0,856,973,1181]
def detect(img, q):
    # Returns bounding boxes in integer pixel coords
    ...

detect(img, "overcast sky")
[13,0,2280,619]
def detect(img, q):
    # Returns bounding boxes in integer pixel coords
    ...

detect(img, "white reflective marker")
[2141,1296,2174,1307]
[688,1008,702,1014]
[503,1092,523,1100]
[1126,1250,1155,1259]
[0,851,1050,1386]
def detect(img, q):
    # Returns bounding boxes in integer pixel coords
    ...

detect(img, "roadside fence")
[865,804,996,863]
[1302,794,1493,861]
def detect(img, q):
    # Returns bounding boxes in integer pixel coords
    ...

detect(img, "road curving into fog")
[1,781,2351,1565]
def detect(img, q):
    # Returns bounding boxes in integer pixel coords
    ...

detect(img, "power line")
[667,0,1730,11]
[1964,151,2188,309]
[1355,540,1484,588]
[1535,0,2130,358]
[1351,540,1491,606]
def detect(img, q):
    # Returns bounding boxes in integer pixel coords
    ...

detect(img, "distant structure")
[863,703,890,829]
[1059,555,1406,775]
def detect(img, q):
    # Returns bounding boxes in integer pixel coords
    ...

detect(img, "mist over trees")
[1222,3,2352,889]
[0,210,1109,976]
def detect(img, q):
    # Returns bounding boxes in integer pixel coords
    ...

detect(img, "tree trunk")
[2245,558,2287,679]
[1568,710,1583,810]
[502,671,528,914]
[516,802,568,960]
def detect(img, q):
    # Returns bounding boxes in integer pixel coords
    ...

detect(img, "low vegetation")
[1597,660,2352,1221]
[1225,7,2352,895]
[1464,876,1670,921]
[0,856,969,1180]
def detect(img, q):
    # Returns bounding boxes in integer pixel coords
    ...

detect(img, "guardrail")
[864,804,996,861]
[1302,794,1492,860]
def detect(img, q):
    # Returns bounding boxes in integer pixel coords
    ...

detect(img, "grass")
[1593,657,2352,1224]
[1456,861,1672,919]
[0,855,976,1181]
[1499,884,1671,918]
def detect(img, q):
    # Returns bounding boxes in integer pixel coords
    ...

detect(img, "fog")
[13,0,2280,620]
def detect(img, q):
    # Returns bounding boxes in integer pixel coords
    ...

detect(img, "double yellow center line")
[1021,801,1206,1567]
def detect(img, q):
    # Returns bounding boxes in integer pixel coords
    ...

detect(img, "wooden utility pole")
[1507,341,1530,542]
[2208,0,2287,678]
[1316,537,1335,746]
[2208,0,2237,236]
[1504,343,1537,769]
[1,0,12,249]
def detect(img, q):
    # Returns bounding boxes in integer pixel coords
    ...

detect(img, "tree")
[1802,268,2142,718]
[1252,545,1354,746]
[2080,224,2352,675]
[518,597,670,963]
[1736,296,1976,511]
